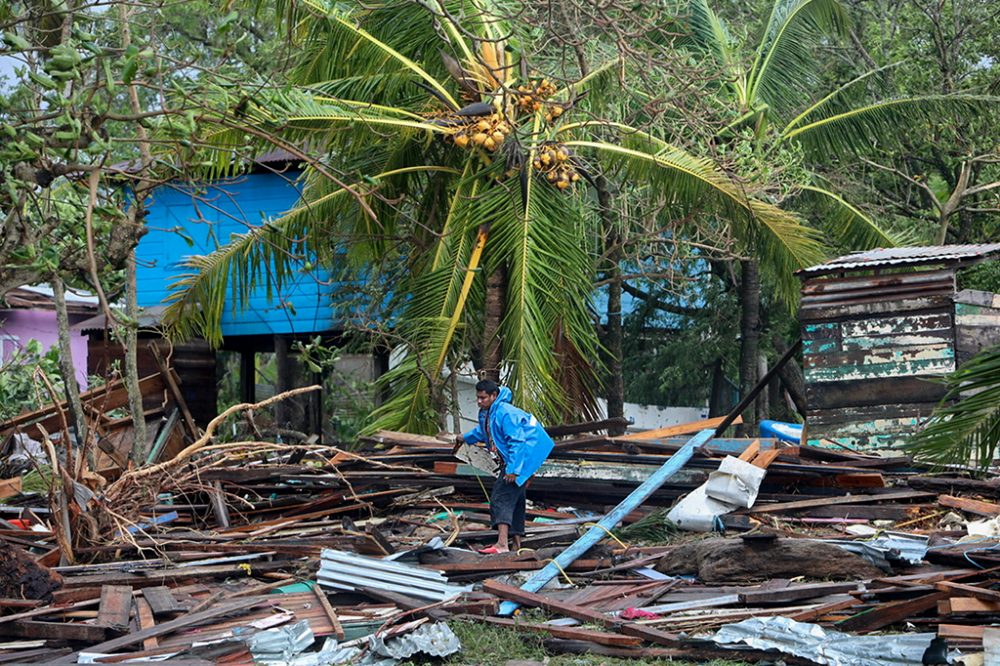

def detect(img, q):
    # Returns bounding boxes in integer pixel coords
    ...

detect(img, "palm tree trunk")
[481,264,505,381]
[738,259,761,435]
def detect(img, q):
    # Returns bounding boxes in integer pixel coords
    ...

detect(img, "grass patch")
[393,619,751,666]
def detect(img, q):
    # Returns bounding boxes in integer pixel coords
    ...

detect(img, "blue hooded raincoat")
[461,386,554,487]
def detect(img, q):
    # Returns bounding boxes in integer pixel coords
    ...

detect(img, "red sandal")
[477,545,507,555]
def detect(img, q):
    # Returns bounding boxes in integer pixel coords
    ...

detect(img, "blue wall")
[137,171,339,338]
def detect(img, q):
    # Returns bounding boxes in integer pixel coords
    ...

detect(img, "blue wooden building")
[131,154,386,432]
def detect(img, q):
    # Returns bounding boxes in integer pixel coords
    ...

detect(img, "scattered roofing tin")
[317,549,472,602]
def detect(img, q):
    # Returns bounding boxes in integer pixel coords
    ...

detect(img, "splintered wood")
[0,413,995,662]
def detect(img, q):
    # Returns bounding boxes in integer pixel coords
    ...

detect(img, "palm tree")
[678,0,980,429]
[906,345,1000,468]
[163,0,824,434]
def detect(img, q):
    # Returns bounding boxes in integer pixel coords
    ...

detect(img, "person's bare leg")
[495,523,510,552]
[512,534,521,551]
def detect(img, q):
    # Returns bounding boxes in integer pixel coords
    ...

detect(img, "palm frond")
[794,185,909,250]
[473,174,602,421]
[567,138,825,303]
[364,167,483,434]
[746,0,850,113]
[907,344,1000,468]
[162,165,458,345]
[276,2,459,109]
[782,95,990,157]
[686,0,746,101]
[781,63,899,135]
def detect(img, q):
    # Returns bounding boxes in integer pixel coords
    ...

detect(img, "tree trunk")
[738,260,761,435]
[709,358,730,417]
[51,277,88,464]
[773,334,808,417]
[481,265,505,381]
[597,176,625,434]
[756,352,769,424]
[124,253,148,463]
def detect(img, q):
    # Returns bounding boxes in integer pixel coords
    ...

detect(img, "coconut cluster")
[515,79,558,114]
[452,113,513,152]
[532,143,581,190]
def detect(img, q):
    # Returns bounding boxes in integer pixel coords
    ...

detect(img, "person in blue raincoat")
[455,379,554,554]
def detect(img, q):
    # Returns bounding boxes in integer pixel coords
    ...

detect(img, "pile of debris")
[0,388,998,664]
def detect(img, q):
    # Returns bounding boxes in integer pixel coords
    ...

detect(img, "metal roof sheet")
[797,244,1000,277]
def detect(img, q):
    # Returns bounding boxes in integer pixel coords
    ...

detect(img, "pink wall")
[0,309,90,388]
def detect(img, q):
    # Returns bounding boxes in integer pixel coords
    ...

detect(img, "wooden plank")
[839,330,953,351]
[134,597,159,651]
[614,415,741,442]
[806,402,938,425]
[799,296,952,322]
[938,494,1000,516]
[148,343,201,441]
[935,582,1000,602]
[943,597,1000,613]
[805,343,954,369]
[433,559,612,573]
[750,448,782,469]
[805,376,949,410]
[805,354,954,384]
[313,585,345,641]
[141,586,186,617]
[0,620,108,642]
[483,579,679,647]
[787,597,861,622]
[749,490,934,514]
[2,373,169,440]
[209,481,231,529]
[81,597,264,654]
[364,523,395,555]
[838,312,953,338]
[938,624,984,640]
[954,289,1000,308]
[739,582,860,604]
[96,585,133,631]
[909,476,1000,497]
[737,439,760,462]
[475,616,643,647]
[836,591,947,633]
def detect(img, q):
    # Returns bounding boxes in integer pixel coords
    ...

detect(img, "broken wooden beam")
[483,579,679,647]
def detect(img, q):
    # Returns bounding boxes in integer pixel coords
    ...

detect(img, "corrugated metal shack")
[797,244,1000,450]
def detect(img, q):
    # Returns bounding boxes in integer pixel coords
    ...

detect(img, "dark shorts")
[490,476,526,536]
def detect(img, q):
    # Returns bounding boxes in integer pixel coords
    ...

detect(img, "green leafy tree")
[0,340,63,421]
[163,0,822,433]
[675,0,982,429]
